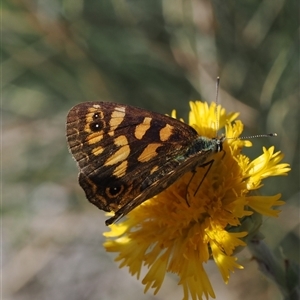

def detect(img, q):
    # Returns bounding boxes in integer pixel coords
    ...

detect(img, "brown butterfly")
[66,102,224,225]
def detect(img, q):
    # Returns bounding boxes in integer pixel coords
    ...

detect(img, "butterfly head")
[213,135,225,153]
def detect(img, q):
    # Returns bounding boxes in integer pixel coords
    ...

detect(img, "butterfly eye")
[106,184,124,198]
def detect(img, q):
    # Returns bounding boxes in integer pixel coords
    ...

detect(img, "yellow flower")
[103,101,290,300]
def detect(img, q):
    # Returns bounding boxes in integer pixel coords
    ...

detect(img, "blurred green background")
[3,1,299,300]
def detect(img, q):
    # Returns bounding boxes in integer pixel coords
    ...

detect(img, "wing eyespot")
[90,121,104,132]
[106,184,125,198]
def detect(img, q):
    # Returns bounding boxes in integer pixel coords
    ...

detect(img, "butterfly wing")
[67,102,209,222]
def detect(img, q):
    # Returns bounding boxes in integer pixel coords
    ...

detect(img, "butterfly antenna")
[215,77,220,137]
[226,133,277,142]
[239,133,277,140]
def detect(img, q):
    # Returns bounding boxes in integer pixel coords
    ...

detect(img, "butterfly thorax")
[183,136,224,159]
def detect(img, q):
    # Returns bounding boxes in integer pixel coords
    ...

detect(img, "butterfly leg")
[185,170,197,206]
[185,159,214,205]
[193,159,214,197]
[191,148,226,198]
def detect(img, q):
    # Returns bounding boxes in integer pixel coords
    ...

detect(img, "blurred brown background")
[3,1,299,300]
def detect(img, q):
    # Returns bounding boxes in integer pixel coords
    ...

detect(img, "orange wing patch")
[159,124,174,142]
[137,143,162,162]
[86,132,104,145]
[150,165,159,174]
[114,135,128,147]
[113,160,128,178]
[104,146,130,166]
[134,117,152,140]
[108,107,126,136]
[92,146,105,156]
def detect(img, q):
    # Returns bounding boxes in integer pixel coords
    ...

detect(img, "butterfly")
[66,101,224,225]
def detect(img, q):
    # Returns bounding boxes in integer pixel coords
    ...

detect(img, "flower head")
[103,101,290,299]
